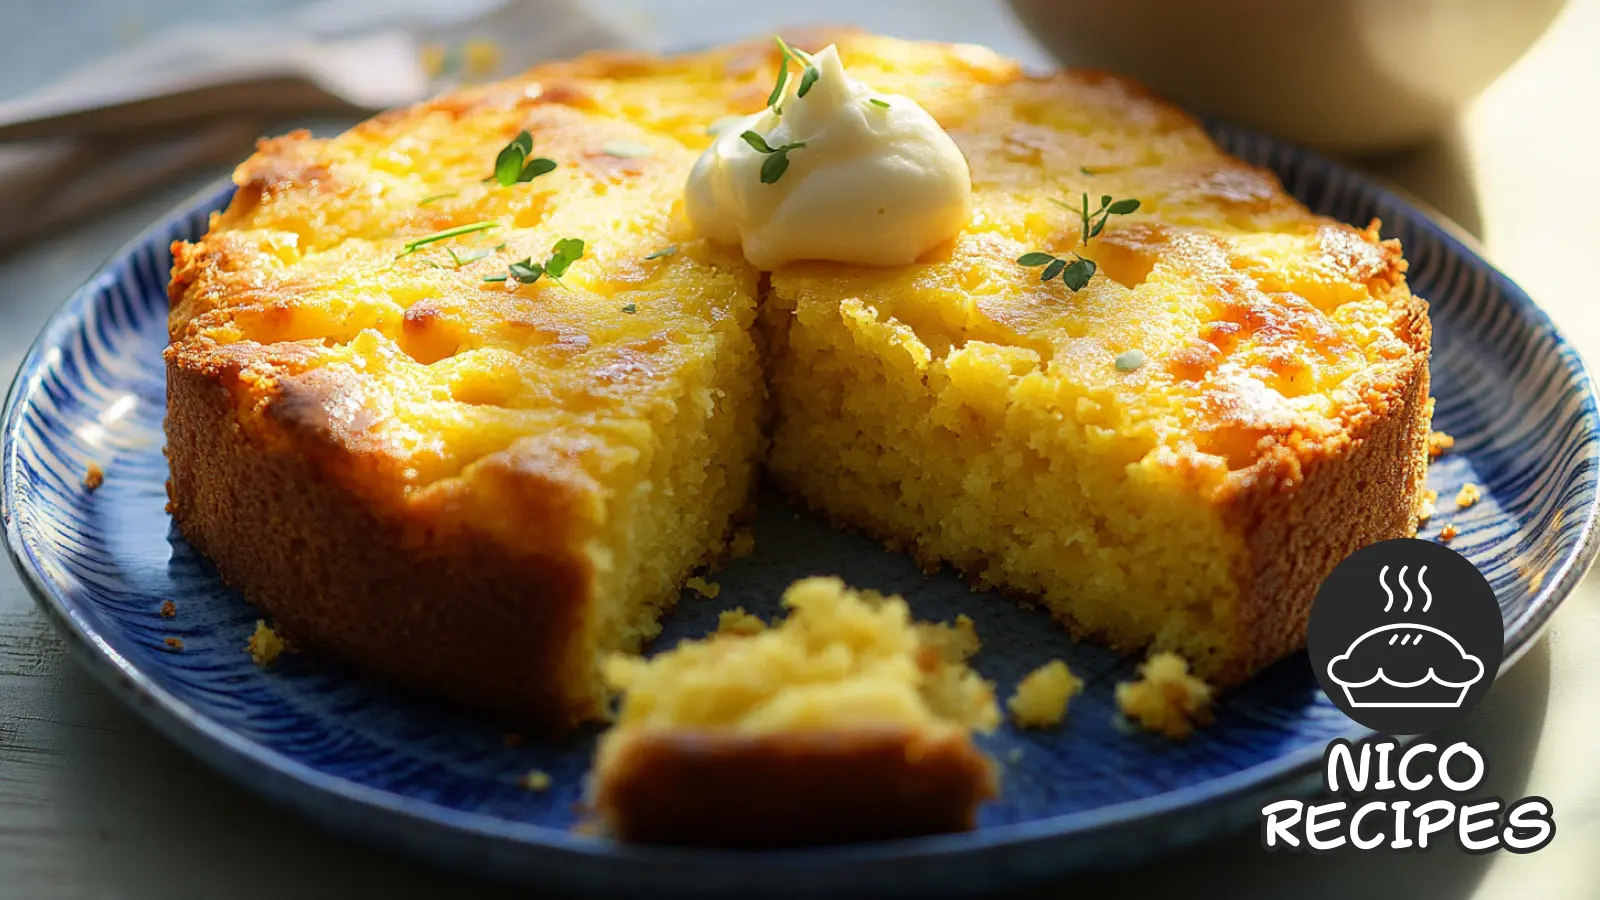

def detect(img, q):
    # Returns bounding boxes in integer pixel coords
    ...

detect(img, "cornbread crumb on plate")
[588,576,999,847]
[1456,483,1481,509]
[714,607,766,636]
[729,530,757,559]
[1115,653,1214,739]
[915,613,981,664]
[159,600,176,618]
[163,637,185,652]
[1429,430,1456,459]
[1439,524,1460,542]
[521,769,552,792]
[82,463,104,491]
[1008,660,1083,729]
[685,577,721,600]
[1417,489,1439,523]
[247,620,285,667]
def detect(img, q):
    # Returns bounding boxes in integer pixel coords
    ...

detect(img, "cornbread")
[1456,483,1480,509]
[588,577,1000,845]
[165,31,1430,726]
[715,607,767,636]
[247,620,285,667]
[1116,652,1214,739]
[1008,659,1083,729]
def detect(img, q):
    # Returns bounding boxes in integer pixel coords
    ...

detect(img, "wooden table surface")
[2,1,1599,897]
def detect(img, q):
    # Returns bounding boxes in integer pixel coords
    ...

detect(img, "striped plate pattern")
[3,123,1598,896]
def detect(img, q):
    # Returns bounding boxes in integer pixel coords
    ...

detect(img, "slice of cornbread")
[165,64,764,724]
[589,577,1000,846]
[763,35,1430,687]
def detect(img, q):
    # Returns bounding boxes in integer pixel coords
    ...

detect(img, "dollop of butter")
[685,44,972,268]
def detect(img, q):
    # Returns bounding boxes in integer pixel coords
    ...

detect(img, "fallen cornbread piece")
[588,577,1000,847]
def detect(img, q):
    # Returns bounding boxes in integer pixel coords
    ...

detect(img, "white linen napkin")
[0,0,640,252]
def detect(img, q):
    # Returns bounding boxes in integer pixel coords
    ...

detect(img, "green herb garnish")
[1017,251,1097,290]
[645,245,677,260]
[868,98,890,108]
[490,130,557,186]
[766,37,819,114]
[397,221,500,258]
[1056,193,1141,243]
[621,303,638,314]
[489,237,585,289]
[740,130,806,184]
[1018,193,1140,291]
[1114,349,1147,373]
[418,192,458,206]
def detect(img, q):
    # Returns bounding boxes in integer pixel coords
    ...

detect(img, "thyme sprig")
[1017,193,1141,290]
[740,131,806,184]
[396,221,500,258]
[484,238,585,289]
[490,130,557,186]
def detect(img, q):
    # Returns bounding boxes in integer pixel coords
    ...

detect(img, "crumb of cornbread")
[159,600,176,618]
[1115,653,1213,739]
[82,464,104,492]
[1417,489,1438,523]
[730,530,757,559]
[716,607,767,636]
[247,620,284,667]
[521,769,551,792]
[601,576,1000,736]
[1008,660,1084,729]
[915,614,981,664]
[1439,524,1459,542]
[163,637,184,652]
[685,576,721,599]
[1429,431,1456,459]
[1456,483,1481,509]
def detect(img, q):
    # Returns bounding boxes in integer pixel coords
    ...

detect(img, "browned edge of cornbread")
[168,354,611,729]
[588,728,998,846]
[1217,350,1432,686]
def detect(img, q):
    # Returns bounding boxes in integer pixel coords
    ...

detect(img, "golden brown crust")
[165,359,603,726]
[1218,350,1431,685]
[588,728,997,847]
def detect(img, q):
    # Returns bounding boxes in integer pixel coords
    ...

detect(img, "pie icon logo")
[1308,541,1503,734]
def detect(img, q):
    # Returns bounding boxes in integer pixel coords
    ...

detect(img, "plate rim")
[5,128,1600,888]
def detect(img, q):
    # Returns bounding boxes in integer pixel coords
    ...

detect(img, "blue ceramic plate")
[4,123,1598,896]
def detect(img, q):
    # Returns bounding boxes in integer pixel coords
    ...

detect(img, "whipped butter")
[685,44,973,268]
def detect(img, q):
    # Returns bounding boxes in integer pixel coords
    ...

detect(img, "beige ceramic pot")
[1006,0,1569,155]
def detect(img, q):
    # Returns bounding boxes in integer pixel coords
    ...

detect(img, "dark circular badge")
[1306,538,1503,735]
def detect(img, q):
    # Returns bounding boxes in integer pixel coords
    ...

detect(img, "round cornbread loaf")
[165,30,1429,728]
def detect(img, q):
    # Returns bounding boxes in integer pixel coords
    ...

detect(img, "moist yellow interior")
[602,577,1000,734]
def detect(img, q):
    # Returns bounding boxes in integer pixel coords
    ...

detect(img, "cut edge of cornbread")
[586,576,1000,846]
